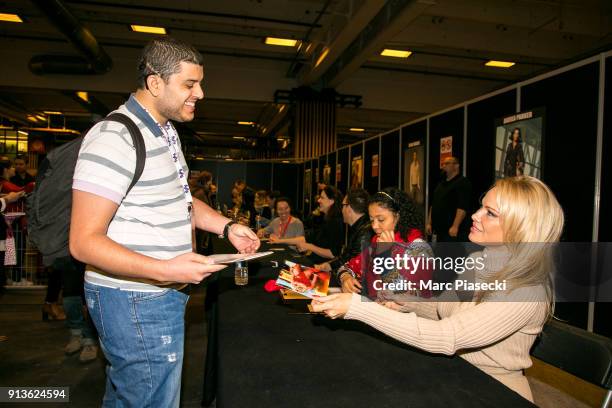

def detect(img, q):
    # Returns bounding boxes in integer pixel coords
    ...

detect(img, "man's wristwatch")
[220,221,237,240]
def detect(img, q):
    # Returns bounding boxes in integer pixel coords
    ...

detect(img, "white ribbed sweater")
[344,248,548,402]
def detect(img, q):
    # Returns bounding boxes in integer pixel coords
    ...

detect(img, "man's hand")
[448,225,459,238]
[425,223,432,236]
[340,274,361,294]
[162,252,226,284]
[228,223,260,253]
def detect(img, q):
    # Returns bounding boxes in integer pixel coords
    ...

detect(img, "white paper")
[207,251,274,264]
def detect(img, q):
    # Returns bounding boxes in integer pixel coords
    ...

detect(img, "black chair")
[531,318,612,408]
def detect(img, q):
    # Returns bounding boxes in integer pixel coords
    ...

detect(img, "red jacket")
[343,229,433,298]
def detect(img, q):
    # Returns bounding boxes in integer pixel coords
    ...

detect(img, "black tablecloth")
[202,241,534,408]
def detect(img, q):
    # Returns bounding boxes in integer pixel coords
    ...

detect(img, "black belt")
[178,284,191,295]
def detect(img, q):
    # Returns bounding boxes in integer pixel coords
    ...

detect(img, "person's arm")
[272,235,306,245]
[426,206,432,235]
[448,209,467,237]
[192,197,259,253]
[449,179,471,237]
[70,190,224,283]
[0,191,25,212]
[346,295,545,355]
[299,217,342,258]
[314,290,545,355]
[517,145,525,171]
[299,242,334,259]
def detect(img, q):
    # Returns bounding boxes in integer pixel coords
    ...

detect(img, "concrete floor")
[0,285,209,408]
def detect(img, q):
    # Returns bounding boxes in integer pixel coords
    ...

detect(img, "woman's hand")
[310,293,353,319]
[378,230,395,243]
[340,274,361,294]
[381,301,404,311]
[314,262,331,272]
[3,191,25,203]
[295,241,311,253]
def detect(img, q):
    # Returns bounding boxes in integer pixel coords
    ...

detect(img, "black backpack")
[27,112,146,266]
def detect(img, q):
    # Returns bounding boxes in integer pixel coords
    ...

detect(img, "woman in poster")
[409,151,422,204]
[350,159,362,189]
[503,128,525,177]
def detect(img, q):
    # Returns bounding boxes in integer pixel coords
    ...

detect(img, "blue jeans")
[84,282,189,408]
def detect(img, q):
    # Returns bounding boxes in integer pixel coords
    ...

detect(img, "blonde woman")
[311,176,564,402]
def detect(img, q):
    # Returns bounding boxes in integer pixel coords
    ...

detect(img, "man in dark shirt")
[315,188,373,291]
[426,156,472,242]
[9,155,35,187]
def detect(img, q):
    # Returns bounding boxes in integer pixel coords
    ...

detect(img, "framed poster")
[350,156,363,189]
[304,169,312,203]
[323,164,331,185]
[403,141,425,206]
[371,154,379,177]
[494,109,544,180]
[439,136,452,167]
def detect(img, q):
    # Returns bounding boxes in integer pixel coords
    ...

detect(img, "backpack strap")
[104,112,146,195]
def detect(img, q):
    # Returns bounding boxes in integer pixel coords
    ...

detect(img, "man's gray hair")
[137,37,203,89]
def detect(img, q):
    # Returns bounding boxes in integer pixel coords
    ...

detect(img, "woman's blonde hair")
[476,176,564,313]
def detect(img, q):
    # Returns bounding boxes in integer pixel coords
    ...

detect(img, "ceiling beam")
[316,0,433,88]
[299,0,387,85]
[65,0,321,29]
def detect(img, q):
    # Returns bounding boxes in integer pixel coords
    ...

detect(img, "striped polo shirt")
[73,94,192,291]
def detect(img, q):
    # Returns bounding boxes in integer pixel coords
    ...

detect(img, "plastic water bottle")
[234,261,248,286]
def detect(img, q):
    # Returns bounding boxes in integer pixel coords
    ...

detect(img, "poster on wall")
[304,169,312,203]
[403,141,425,206]
[336,163,342,183]
[350,156,363,189]
[371,154,379,177]
[494,109,544,180]
[439,136,453,167]
[323,164,331,185]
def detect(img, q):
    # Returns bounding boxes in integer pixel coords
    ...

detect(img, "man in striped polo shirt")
[70,38,259,407]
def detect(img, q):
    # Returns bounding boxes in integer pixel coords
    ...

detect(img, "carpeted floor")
[0,285,604,407]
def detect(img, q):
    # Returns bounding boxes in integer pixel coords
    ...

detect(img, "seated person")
[274,186,344,265]
[311,177,563,402]
[365,188,433,298]
[257,197,304,240]
[336,188,433,296]
[238,187,257,227]
[314,189,373,284]
[255,190,272,227]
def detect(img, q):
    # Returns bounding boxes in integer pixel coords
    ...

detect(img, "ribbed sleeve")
[346,288,545,355]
